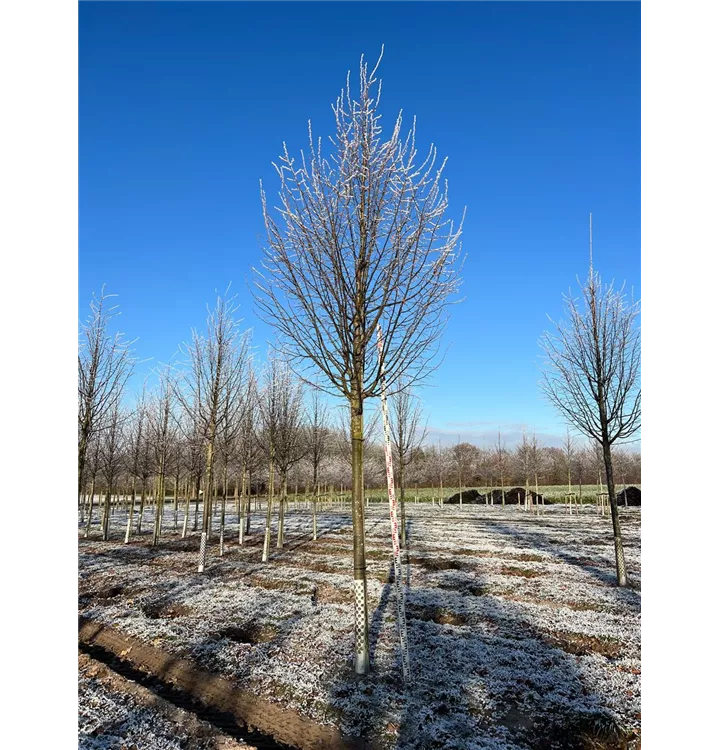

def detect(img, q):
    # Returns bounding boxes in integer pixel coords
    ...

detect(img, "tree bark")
[84,475,96,538]
[137,481,146,535]
[277,473,287,549]
[262,453,275,562]
[239,468,246,545]
[198,440,214,573]
[602,438,628,586]
[399,460,406,547]
[351,398,369,675]
[125,477,136,544]
[102,480,112,541]
[245,469,252,535]
[219,465,228,557]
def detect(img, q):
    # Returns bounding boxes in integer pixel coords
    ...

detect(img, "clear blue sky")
[79,1,640,448]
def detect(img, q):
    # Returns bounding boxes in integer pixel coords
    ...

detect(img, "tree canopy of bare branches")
[174,292,251,573]
[78,287,135,498]
[254,50,464,675]
[540,216,640,586]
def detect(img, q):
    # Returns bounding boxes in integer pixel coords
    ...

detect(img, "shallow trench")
[79,617,370,750]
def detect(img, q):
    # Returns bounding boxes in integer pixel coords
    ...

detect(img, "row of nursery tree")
[79,308,641,508]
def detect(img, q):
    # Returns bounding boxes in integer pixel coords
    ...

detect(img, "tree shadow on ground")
[478,516,641,602]
[327,524,639,750]
[79,506,640,750]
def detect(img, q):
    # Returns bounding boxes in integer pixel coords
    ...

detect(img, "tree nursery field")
[79,501,641,750]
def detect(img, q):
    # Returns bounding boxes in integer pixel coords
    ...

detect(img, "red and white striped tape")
[377,325,411,682]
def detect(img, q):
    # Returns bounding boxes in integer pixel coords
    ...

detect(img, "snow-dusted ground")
[79,503,641,749]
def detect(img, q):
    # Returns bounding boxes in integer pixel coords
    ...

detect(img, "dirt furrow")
[79,617,370,750]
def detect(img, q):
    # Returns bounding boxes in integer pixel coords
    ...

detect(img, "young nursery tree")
[254,51,464,673]
[388,378,427,546]
[306,387,331,540]
[149,367,177,547]
[99,402,126,541]
[175,293,250,573]
[78,288,134,504]
[261,357,305,550]
[540,216,640,586]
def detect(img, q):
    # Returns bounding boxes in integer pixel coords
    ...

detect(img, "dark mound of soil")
[487,489,505,504]
[504,487,545,505]
[444,489,485,504]
[616,486,641,506]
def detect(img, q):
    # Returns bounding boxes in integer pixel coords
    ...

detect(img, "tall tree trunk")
[153,467,165,547]
[125,476,136,544]
[219,464,228,557]
[399,459,406,547]
[182,487,191,539]
[602,439,628,586]
[312,470,318,541]
[525,476,530,512]
[137,481,146,534]
[198,441,215,574]
[173,475,179,531]
[245,469,252,534]
[351,397,369,675]
[239,467,246,545]
[277,473,287,549]
[102,479,112,541]
[262,453,275,562]
[193,473,201,532]
[78,429,88,508]
[84,475,96,538]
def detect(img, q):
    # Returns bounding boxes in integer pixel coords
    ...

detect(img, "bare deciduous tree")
[563,427,577,513]
[540,216,640,586]
[124,388,148,543]
[254,51,464,673]
[388,379,427,546]
[256,353,287,562]
[99,402,126,541]
[515,430,531,510]
[175,292,249,573]
[452,440,476,505]
[237,367,259,543]
[271,359,305,550]
[78,288,134,503]
[148,367,177,547]
[306,387,331,540]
